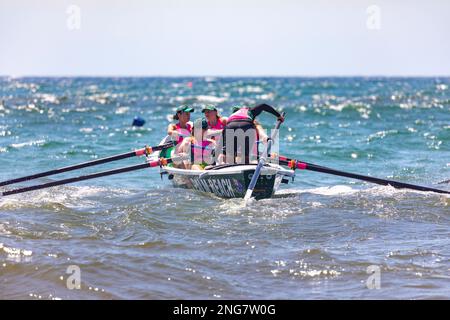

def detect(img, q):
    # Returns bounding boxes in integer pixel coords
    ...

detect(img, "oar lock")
[288,160,296,170]
[269,153,297,170]
[144,145,153,156]
[159,157,168,166]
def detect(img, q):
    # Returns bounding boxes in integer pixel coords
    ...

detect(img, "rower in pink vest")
[202,105,227,140]
[202,105,227,130]
[177,118,216,170]
[167,105,194,145]
[219,103,284,164]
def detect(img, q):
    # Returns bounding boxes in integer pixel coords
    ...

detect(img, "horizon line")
[2,74,450,79]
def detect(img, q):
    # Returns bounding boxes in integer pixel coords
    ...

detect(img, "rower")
[202,105,227,139]
[219,103,284,164]
[167,105,194,145]
[177,118,216,170]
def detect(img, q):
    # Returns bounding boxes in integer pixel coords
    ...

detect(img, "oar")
[244,112,285,200]
[438,179,450,185]
[1,156,180,197]
[0,141,175,187]
[272,155,450,195]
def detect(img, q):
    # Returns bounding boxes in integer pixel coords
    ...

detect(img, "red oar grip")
[135,146,153,157]
[148,160,160,168]
[135,149,146,156]
[296,162,307,170]
[147,158,169,168]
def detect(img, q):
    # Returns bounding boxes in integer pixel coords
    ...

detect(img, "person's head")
[173,105,194,123]
[192,118,208,140]
[202,105,219,121]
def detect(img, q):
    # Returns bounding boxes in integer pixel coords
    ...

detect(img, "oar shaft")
[1,158,172,197]
[276,157,450,195]
[0,142,174,187]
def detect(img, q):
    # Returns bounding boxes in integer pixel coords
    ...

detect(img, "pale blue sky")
[1,0,449,76]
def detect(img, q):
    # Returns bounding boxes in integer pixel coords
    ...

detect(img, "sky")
[1,0,449,76]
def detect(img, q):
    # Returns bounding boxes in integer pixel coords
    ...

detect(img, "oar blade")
[0,154,187,198]
[244,189,254,201]
[273,157,450,196]
[303,162,450,195]
[243,160,265,201]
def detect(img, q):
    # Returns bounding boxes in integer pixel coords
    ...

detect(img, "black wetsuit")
[222,104,281,164]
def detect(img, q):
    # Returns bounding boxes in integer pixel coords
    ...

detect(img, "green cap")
[202,105,217,112]
[174,105,194,120]
[193,118,208,130]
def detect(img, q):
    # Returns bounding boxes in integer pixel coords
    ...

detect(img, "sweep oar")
[0,157,180,197]
[0,141,175,187]
[438,179,450,185]
[272,155,450,195]
[244,112,285,200]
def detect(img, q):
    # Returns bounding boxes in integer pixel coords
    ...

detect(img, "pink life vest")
[175,122,192,144]
[191,139,213,165]
[207,117,225,141]
[207,117,225,130]
[227,108,252,122]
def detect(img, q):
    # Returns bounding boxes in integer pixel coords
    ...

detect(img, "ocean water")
[0,77,449,299]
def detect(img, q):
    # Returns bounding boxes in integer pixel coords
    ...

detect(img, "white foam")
[115,106,129,114]
[218,199,248,213]
[238,85,264,94]
[282,185,357,196]
[0,244,33,257]
[0,223,11,235]
[195,95,227,103]
[36,93,59,104]
[282,182,450,198]
[0,185,134,210]
[10,139,46,149]
[79,127,94,133]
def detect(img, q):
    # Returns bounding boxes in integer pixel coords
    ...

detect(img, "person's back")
[220,104,284,164]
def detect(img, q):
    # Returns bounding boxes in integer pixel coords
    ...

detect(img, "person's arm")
[167,124,177,136]
[250,103,281,118]
[255,123,269,143]
[175,137,191,169]
[220,117,227,126]
[176,136,190,154]
[205,128,222,139]
[207,138,217,147]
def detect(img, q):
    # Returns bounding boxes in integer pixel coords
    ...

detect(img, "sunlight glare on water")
[0,77,449,299]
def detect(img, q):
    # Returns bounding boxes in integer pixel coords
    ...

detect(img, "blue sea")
[0,77,449,299]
